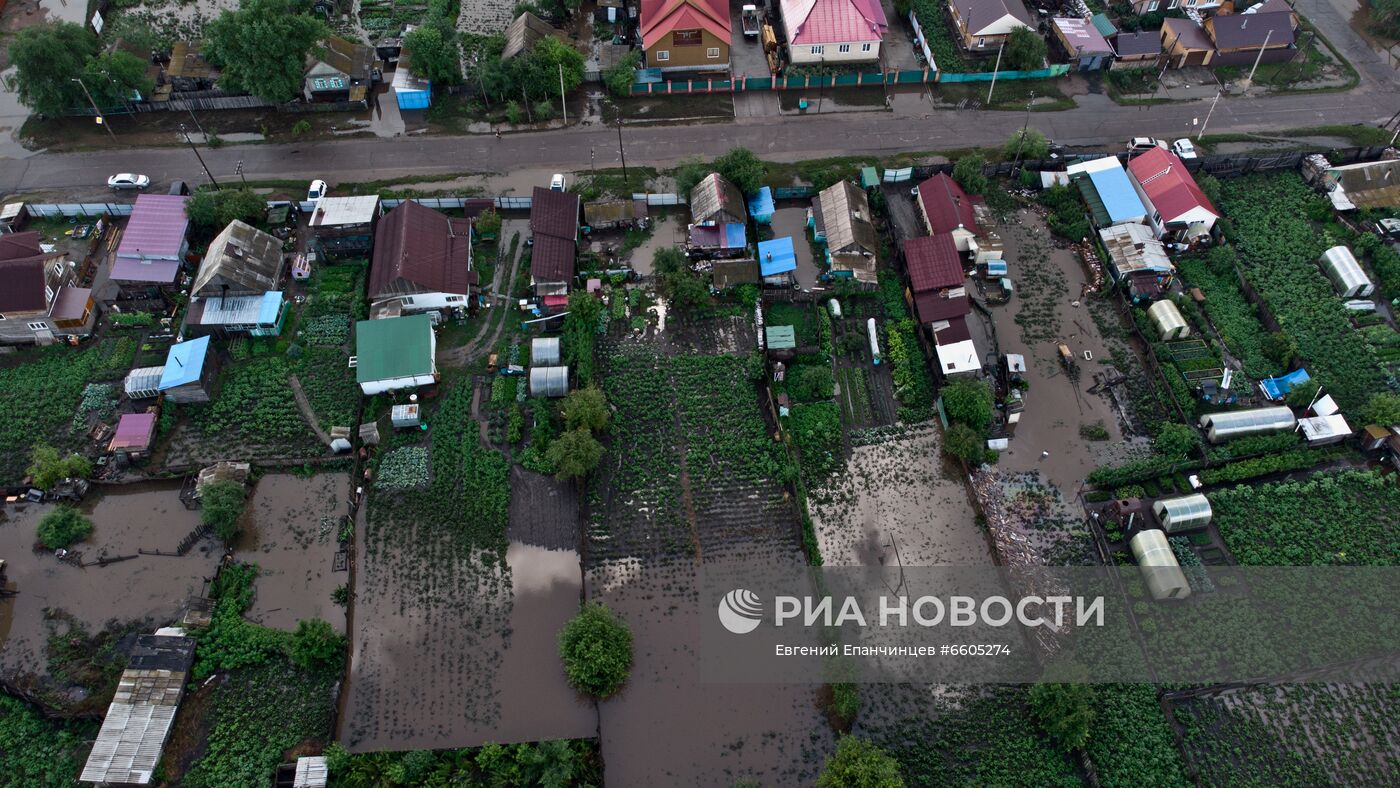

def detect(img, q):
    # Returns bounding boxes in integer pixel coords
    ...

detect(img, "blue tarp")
[748,187,774,225]
[758,237,797,276]
[159,335,210,390]
[1087,166,1148,224]
[1259,368,1311,401]
[986,260,1008,276]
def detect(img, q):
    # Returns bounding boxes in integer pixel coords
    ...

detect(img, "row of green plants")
[323,739,600,787]
[878,278,935,421]
[1216,174,1388,411]
[788,402,843,483]
[1197,444,1350,485]
[0,694,94,786]
[1174,249,1284,380]
[1207,468,1398,565]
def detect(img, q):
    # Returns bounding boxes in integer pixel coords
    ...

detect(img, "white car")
[307,179,328,201]
[107,173,150,190]
[1127,137,1168,154]
[549,173,567,192]
[1172,139,1198,159]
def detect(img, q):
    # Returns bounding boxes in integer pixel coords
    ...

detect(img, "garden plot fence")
[628,65,1070,95]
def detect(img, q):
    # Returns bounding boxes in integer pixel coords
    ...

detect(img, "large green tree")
[26,444,91,490]
[941,378,993,434]
[185,188,268,234]
[1029,679,1097,751]
[952,154,989,195]
[557,602,633,698]
[83,51,156,108]
[204,0,328,103]
[403,16,461,84]
[561,386,610,433]
[546,428,603,481]
[200,480,248,543]
[1361,392,1400,426]
[36,506,94,550]
[1005,127,1049,160]
[654,247,710,316]
[714,147,767,195]
[817,736,904,787]
[288,618,346,672]
[9,22,98,116]
[1004,27,1047,72]
[517,37,585,103]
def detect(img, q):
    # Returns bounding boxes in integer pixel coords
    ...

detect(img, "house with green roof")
[355,314,438,395]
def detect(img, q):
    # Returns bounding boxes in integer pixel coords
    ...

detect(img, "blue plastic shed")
[748,187,774,225]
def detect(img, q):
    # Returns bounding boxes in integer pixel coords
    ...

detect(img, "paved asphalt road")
[0,71,1395,197]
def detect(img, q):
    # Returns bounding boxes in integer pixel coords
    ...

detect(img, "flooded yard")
[234,472,350,634]
[809,425,992,567]
[0,483,220,676]
[770,206,822,290]
[624,211,685,277]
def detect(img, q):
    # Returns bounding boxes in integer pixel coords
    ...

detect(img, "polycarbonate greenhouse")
[1152,493,1212,533]
[531,337,561,366]
[529,366,569,398]
[1318,246,1375,298]
[1129,529,1192,601]
[1147,299,1190,341]
[124,366,165,400]
[1198,406,1297,444]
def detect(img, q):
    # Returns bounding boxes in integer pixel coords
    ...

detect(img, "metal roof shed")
[1198,406,1296,444]
[1129,529,1192,600]
[158,336,211,391]
[1318,246,1374,298]
[1152,493,1211,534]
[1147,299,1190,340]
[758,237,797,277]
[1298,414,1351,445]
[765,325,797,350]
[532,337,561,365]
[355,314,438,395]
[530,366,569,397]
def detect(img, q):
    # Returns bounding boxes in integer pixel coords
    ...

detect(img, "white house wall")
[788,41,882,64]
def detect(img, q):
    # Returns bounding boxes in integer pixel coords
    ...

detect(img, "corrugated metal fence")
[630,64,1070,95]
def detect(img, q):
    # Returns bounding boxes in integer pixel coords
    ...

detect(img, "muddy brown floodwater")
[624,212,685,276]
[234,473,350,634]
[770,207,822,290]
[0,483,221,677]
[810,425,993,567]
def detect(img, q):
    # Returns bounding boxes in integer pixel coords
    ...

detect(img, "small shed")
[391,404,421,428]
[1151,493,1212,534]
[748,187,775,225]
[1129,529,1192,601]
[1147,299,1190,340]
[293,756,329,788]
[355,314,438,395]
[1198,406,1297,444]
[109,413,157,456]
[765,325,797,353]
[158,336,213,404]
[1298,414,1351,445]
[530,366,569,397]
[758,236,797,286]
[125,366,166,400]
[1318,246,1374,298]
[532,337,562,365]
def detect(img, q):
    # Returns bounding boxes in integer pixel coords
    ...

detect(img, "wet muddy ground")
[0,482,220,676]
[810,425,992,567]
[234,473,349,634]
[986,209,1150,489]
[623,212,685,277]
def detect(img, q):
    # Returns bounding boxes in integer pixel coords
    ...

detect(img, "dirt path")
[446,229,525,366]
[288,375,332,445]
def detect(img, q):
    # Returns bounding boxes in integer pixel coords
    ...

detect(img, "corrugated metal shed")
[530,366,569,397]
[1152,493,1211,533]
[1129,529,1192,601]
[766,325,797,349]
[309,196,380,228]
[80,634,195,785]
[1099,223,1172,278]
[532,337,561,365]
[1298,414,1351,445]
[1318,246,1374,298]
[1147,299,1190,340]
[391,404,421,428]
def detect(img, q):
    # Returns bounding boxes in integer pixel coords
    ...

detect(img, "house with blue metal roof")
[158,336,215,403]
[186,291,288,337]
[758,236,797,287]
[1066,156,1149,227]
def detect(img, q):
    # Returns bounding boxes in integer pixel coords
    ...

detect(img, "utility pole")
[816,52,825,113]
[616,120,629,190]
[589,146,596,178]
[71,78,117,143]
[180,123,220,189]
[186,105,207,139]
[1244,28,1274,87]
[235,159,248,187]
[558,63,568,124]
[1010,91,1036,176]
[986,38,1005,105]
[1196,89,1222,142]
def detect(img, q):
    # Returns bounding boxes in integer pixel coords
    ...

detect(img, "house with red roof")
[1126,147,1220,244]
[780,0,888,64]
[640,0,730,73]
[915,173,982,251]
[0,231,95,345]
[902,234,973,329]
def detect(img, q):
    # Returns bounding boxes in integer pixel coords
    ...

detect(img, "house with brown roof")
[690,173,747,226]
[811,181,878,283]
[915,173,982,251]
[370,200,478,318]
[947,0,1034,51]
[1113,30,1162,68]
[0,231,95,345]
[639,0,730,73]
[1161,18,1215,67]
[530,187,581,296]
[1203,4,1295,66]
[305,36,380,103]
[901,234,972,328]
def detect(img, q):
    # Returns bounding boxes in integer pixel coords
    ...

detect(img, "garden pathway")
[445,229,525,366]
[288,375,333,446]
